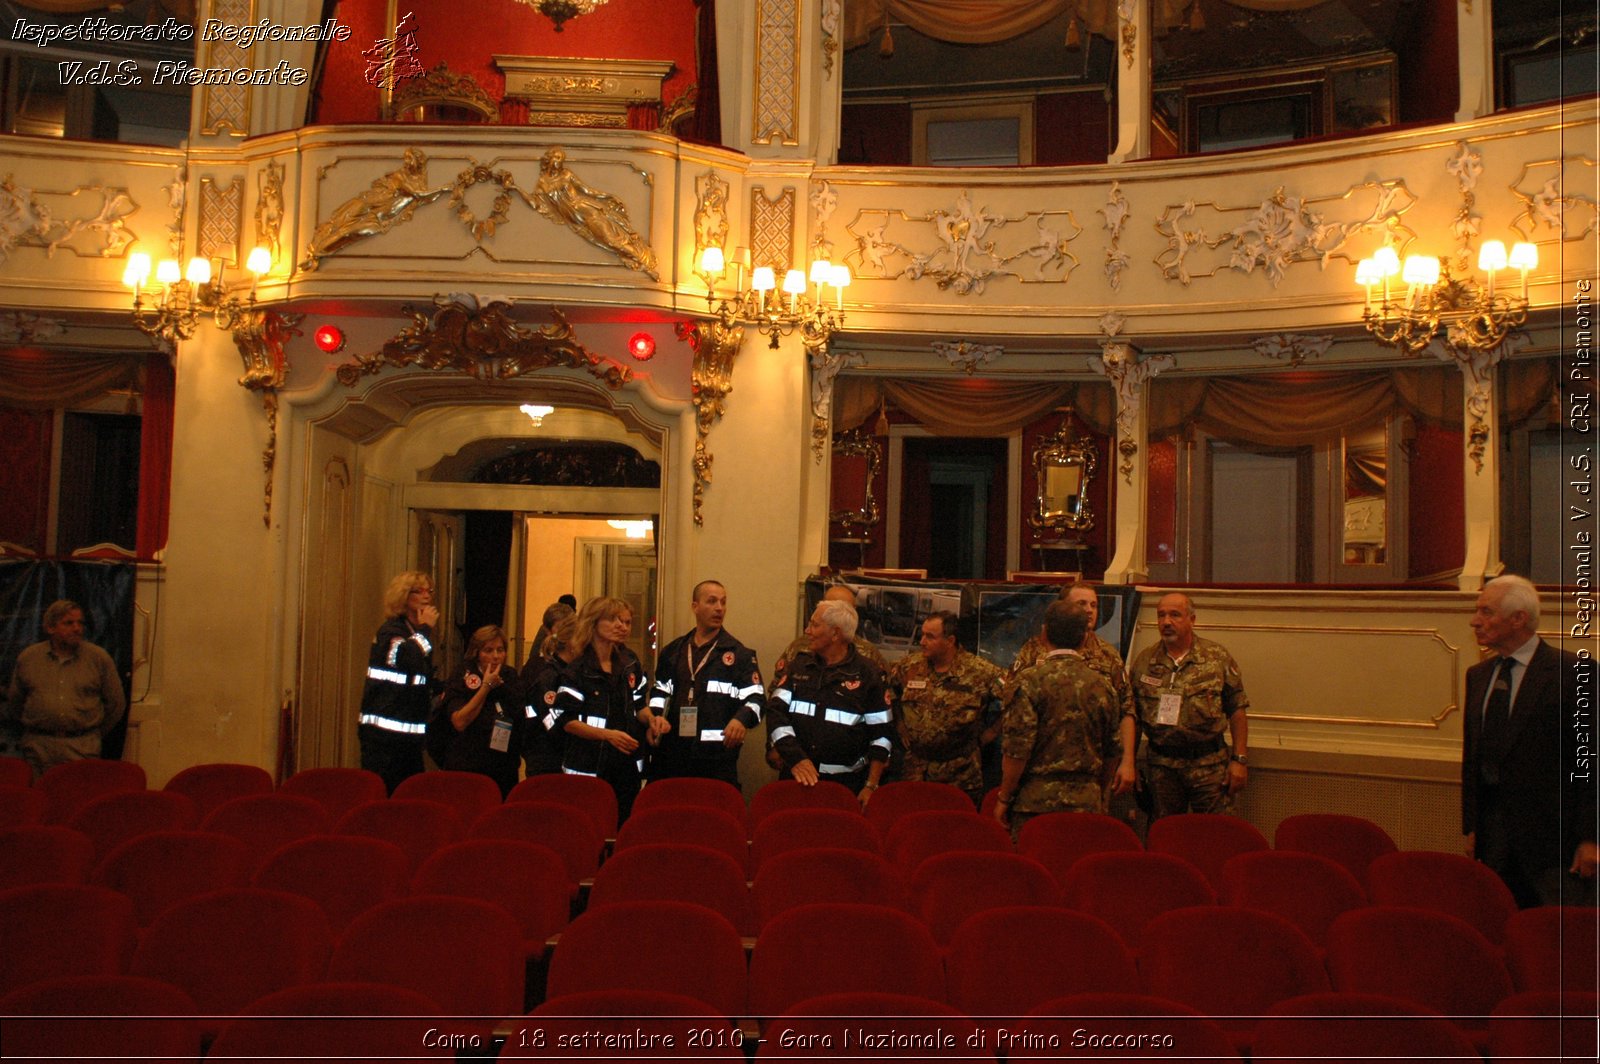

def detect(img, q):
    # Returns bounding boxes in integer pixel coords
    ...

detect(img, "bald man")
[1127,592,1250,818]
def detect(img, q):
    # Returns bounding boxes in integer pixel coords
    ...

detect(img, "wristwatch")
[1231,753,1249,765]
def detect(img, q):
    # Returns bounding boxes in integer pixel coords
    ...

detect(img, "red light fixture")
[627,331,655,361]
[313,324,345,354]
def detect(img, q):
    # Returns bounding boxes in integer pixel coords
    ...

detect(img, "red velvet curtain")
[689,0,722,146]
[136,356,175,560]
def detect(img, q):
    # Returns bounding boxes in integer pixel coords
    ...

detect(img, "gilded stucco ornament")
[1092,342,1174,485]
[810,347,865,462]
[301,149,448,270]
[1118,0,1137,67]
[448,165,516,241]
[1428,333,1526,475]
[820,0,841,76]
[1447,141,1484,273]
[531,147,659,279]
[1509,156,1598,240]
[693,171,730,292]
[335,294,632,388]
[932,339,1004,374]
[0,175,138,262]
[0,312,65,343]
[675,306,745,526]
[232,310,305,527]
[1252,333,1333,367]
[1155,181,1416,287]
[254,161,286,264]
[1100,181,1130,290]
[846,192,1081,294]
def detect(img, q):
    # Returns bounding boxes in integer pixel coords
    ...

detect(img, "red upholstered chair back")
[945,906,1139,1019]
[613,804,751,876]
[1273,812,1397,884]
[93,829,253,926]
[1254,991,1481,1063]
[335,798,462,876]
[1146,813,1270,894]
[1016,811,1142,882]
[412,838,574,949]
[863,780,974,841]
[754,847,908,929]
[470,800,606,882]
[130,887,333,1019]
[1061,851,1217,951]
[278,767,386,822]
[507,774,618,839]
[1219,848,1367,947]
[38,759,146,825]
[66,789,195,862]
[521,990,746,1057]
[1365,850,1518,945]
[0,883,137,996]
[1502,906,1600,993]
[910,850,1063,946]
[748,903,944,1020]
[751,808,880,871]
[253,834,410,932]
[0,825,95,890]
[883,808,1012,874]
[200,792,329,875]
[207,982,444,1064]
[392,770,504,831]
[0,974,202,1064]
[1018,992,1242,1062]
[748,778,860,827]
[588,843,755,936]
[162,762,273,820]
[546,900,748,1020]
[634,776,748,824]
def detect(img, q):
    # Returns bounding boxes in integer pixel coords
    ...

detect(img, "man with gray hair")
[3,600,126,777]
[766,597,893,805]
[1463,574,1596,906]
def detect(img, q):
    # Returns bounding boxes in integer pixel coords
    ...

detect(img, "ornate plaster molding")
[675,309,745,526]
[199,176,244,264]
[1252,333,1333,367]
[335,294,632,389]
[1092,342,1174,484]
[932,339,1004,374]
[821,0,841,76]
[810,347,865,462]
[1100,181,1130,290]
[1510,155,1598,240]
[0,175,138,263]
[254,161,286,264]
[1446,141,1483,273]
[0,311,65,343]
[1155,181,1417,288]
[232,310,304,527]
[751,185,797,277]
[693,170,730,292]
[845,191,1082,295]
[754,0,800,145]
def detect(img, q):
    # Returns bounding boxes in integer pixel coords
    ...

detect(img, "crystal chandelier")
[516,0,609,32]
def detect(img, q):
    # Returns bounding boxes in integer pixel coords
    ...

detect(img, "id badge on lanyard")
[490,716,513,752]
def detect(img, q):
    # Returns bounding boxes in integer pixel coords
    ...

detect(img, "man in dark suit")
[1462,574,1596,907]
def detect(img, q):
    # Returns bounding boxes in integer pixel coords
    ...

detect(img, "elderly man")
[647,580,764,786]
[994,601,1122,839]
[4,600,126,777]
[766,598,893,804]
[775,584,887,677]
[889,610,1005,806]
[1127,592,1249,818]
[1463,574,1597,906]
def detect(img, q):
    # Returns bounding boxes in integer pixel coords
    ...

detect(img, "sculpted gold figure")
[531,147,659,279]
[300,148,447,270]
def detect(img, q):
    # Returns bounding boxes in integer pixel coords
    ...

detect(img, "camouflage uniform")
[888,648,1005,800]
[1001,651,1121,836]
[1011,631,1133,721]
[1128,636,1249,818]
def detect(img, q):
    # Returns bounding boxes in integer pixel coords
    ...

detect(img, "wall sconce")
[515,0,609,31]
[123,247,272,346]
[697,245,849,350]
[1356,240,1537,356]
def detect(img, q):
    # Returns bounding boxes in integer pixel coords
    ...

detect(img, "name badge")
[678,704,699,737]
[489,718,513,752]
[1157,692,1183,726]
[905,680,928,691]
[1140,674,1164,687]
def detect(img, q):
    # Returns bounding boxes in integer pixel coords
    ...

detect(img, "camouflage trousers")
[1144,748,1232,819]
[1008,780,1104,843]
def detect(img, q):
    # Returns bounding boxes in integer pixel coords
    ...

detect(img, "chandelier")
[122,248,272,346]
[515,0,609,31]
[1355,240,1537,356]
[697,246,850,350]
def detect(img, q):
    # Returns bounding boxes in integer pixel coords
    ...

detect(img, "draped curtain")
[843,0,1331,51]
[834,360,1560,446]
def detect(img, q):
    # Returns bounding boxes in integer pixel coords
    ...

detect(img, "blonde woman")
[359,570,439,793]
[430,624,522,797]
[552,596,663,821]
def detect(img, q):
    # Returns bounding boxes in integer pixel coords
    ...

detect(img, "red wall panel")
[1408,422,1465,578]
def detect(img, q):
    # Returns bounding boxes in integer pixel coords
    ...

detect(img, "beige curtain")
[843,0,1327,51]
[0,348,144,410]
[834,359,1561,447]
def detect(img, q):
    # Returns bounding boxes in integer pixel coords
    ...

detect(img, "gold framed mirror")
[829,430,883,535]
[1029,409,1096,535]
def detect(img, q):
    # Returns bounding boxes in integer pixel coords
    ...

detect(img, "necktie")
[1478,656,1517,785]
